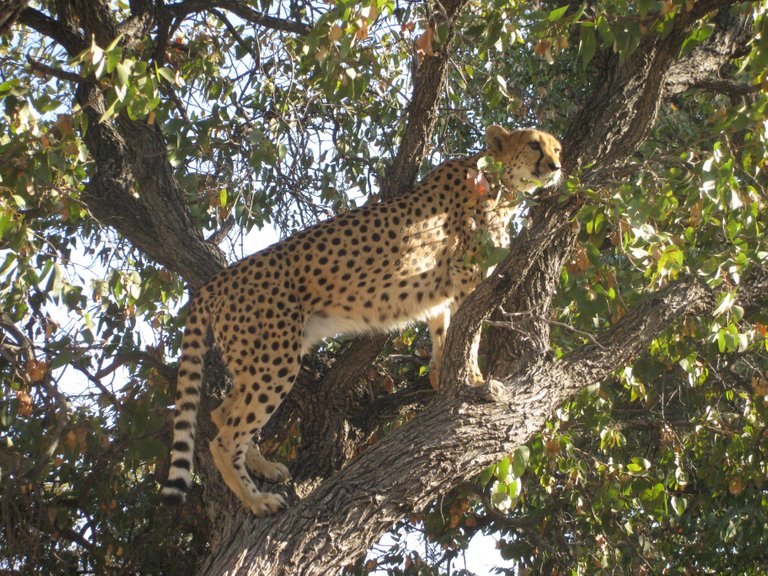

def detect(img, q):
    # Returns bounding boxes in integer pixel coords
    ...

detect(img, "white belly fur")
[301,298,452,354]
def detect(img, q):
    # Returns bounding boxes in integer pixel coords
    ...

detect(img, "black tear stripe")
[535,149,545,177]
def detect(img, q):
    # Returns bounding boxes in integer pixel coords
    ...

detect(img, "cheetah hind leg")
[210,394,290,483]
[245,445,289,483]
[209,432,286,516]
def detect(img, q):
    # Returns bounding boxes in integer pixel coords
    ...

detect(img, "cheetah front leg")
[429,304,485,389]
[428,310,450,389]
[211,391,289,484]
[449,299,507,396]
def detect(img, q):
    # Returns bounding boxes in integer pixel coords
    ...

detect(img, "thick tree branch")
[118,119,228,287]
[14,4,229,288]
[202,270,760,575]
[567,0,745,181]
[663,6,753,97]
[52,0,231,287]
[379,0,470,200]
[25,55,84,82]
[442,195,582,391]
[18,6,85,54]
[166,0,310,35]
[71,0,117,46]
[446,0,754,385]
[691,78,762,97]
[71,73,227,288]
[288,334,388,493]
[0,0,27,34]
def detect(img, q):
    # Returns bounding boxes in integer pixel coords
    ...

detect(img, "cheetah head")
[485,125,562,193]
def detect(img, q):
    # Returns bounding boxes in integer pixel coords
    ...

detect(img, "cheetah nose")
[549,162,561,171]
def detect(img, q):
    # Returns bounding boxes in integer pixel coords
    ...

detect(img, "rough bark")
[483,202,580,378]
[0,0,27,34]
[21,1,229,289]
[199,271,768,575]
[445,0,751,387]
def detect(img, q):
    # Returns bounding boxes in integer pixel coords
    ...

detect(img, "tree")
[1,0,767,574]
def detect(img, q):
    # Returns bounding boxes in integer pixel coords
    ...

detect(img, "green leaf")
[717,328,727,353]
[669,496,688,516]
[497,455,510,480]
[512,446,530,477]
[680,23,715,58]
[99,94,120,122]
[106,48,122,74]
[547,5,569,22]
[156,66,176,84]
[596,16,614,46]
[116,62,131,87]
[477,463,495,487]
[579,23,597,68]
[104,33,124,53]
[638,0,653,17]
[713,291,735,317]
[507,477,521,499]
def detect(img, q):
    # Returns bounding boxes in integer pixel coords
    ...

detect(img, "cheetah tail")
[161,295,209,505]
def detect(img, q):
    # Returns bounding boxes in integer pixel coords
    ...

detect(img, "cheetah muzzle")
[161,125,562,515]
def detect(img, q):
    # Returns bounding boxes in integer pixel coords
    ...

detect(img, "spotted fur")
[161,125,562,515]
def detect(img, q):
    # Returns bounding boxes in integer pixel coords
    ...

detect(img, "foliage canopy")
[1,0,767,574]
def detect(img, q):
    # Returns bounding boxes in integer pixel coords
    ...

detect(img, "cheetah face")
[485,125,562,193]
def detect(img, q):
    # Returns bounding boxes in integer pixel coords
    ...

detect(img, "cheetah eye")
[528,141,541,151]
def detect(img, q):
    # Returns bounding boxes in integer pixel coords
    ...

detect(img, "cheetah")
[161,125,562,515]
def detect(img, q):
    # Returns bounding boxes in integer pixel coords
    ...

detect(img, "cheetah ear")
[486,125,511,153]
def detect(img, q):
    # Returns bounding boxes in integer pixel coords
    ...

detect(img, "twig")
[26,55,84,83]
[211,8,260,66]
[461,482,556,554]
[491,307,608,350]
[693,78,761,97]
[0,314,70,482]
[166,0,310,35]
[94,349,176,382]
[206,215,236,245]
[73,364,123,410]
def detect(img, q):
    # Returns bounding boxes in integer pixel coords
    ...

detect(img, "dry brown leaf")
[465,168,490,196]
[16,390,33,417]
[534,39,554,64]
[415,27,434,59]
[328,23,343,42]
[752,375,768,396]
[26,359,47,382]
[355,18,369,40]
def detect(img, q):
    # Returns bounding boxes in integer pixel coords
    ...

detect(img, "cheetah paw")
[479,378,507,401]
[467,371,486,388]
[246,451,291,483]
[247,492,287,517]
